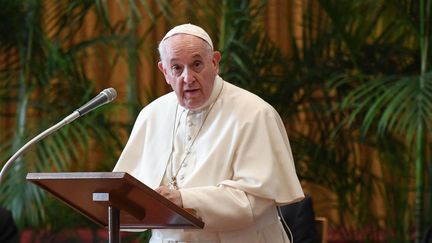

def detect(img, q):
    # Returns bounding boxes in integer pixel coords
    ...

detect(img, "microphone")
[63,88,117,124]
[0,87,117,185]
[77,88,117,116]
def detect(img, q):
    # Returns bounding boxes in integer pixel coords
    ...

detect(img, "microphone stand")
[0,111,80,185]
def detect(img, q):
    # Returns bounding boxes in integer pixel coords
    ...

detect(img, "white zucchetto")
[161,23,213,49]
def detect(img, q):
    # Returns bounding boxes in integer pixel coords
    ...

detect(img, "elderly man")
[113,23,304,243]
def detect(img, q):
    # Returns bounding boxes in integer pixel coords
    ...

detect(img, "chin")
[185,105,199,110]
[185,102,203,110]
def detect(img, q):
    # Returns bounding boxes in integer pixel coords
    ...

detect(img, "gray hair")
[158,34,214,64]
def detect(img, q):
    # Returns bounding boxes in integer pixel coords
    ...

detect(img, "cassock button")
[187,136,192,141]
[188,122,193,127]
[182,163,188,167]
[179,175,185,180]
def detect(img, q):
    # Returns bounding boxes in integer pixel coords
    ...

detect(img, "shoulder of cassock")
[112,92,177,186]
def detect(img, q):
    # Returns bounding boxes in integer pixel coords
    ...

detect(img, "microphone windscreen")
[103,88,117,102]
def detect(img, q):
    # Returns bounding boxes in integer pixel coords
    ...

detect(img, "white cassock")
[113,75,304,243]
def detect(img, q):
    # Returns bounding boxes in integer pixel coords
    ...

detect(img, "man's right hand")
[155,186,183,207]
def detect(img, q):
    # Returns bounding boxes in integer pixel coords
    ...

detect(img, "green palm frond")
[337,73,432,141]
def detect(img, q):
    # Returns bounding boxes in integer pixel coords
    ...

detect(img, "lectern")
[26,172,204,243]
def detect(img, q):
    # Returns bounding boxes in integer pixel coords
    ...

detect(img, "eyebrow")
[192,53,203,59]
[168,53,204,64]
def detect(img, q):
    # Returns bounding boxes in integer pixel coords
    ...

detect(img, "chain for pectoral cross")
[167,82,224,191]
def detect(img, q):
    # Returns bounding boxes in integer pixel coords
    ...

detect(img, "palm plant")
[334,0,432,242]
[0,0,170,232]
[259,0,432,242]
[279,1,412,241]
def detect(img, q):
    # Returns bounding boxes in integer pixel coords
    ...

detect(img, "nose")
[182,67,195,84]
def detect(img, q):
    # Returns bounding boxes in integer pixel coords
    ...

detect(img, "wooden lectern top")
[26,172,204,230]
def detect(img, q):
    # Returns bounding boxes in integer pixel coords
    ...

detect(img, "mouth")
[185,88,198,92]
[184,88,200,98]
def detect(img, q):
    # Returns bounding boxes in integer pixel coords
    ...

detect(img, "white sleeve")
[180,185,274,231]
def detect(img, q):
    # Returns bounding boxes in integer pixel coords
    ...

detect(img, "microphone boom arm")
[0,87,117,186]
[0,111,79,185]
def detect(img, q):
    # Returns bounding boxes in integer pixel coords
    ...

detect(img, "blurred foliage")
[0,1,165,241]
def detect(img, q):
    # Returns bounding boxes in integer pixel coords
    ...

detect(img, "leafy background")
[0,0,431,242]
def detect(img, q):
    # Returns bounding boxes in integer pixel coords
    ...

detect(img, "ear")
[158,61,170,84]
[158,61,165,73]
[212,51,222,73]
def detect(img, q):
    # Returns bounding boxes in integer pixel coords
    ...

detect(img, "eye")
[192,61,203,71]
[171,65,183,75]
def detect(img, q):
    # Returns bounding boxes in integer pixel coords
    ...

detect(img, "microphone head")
[102,88,117,102]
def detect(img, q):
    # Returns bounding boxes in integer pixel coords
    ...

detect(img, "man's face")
[158,34,221,110]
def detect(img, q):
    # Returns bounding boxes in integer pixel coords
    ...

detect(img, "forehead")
[161,34,211,62]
